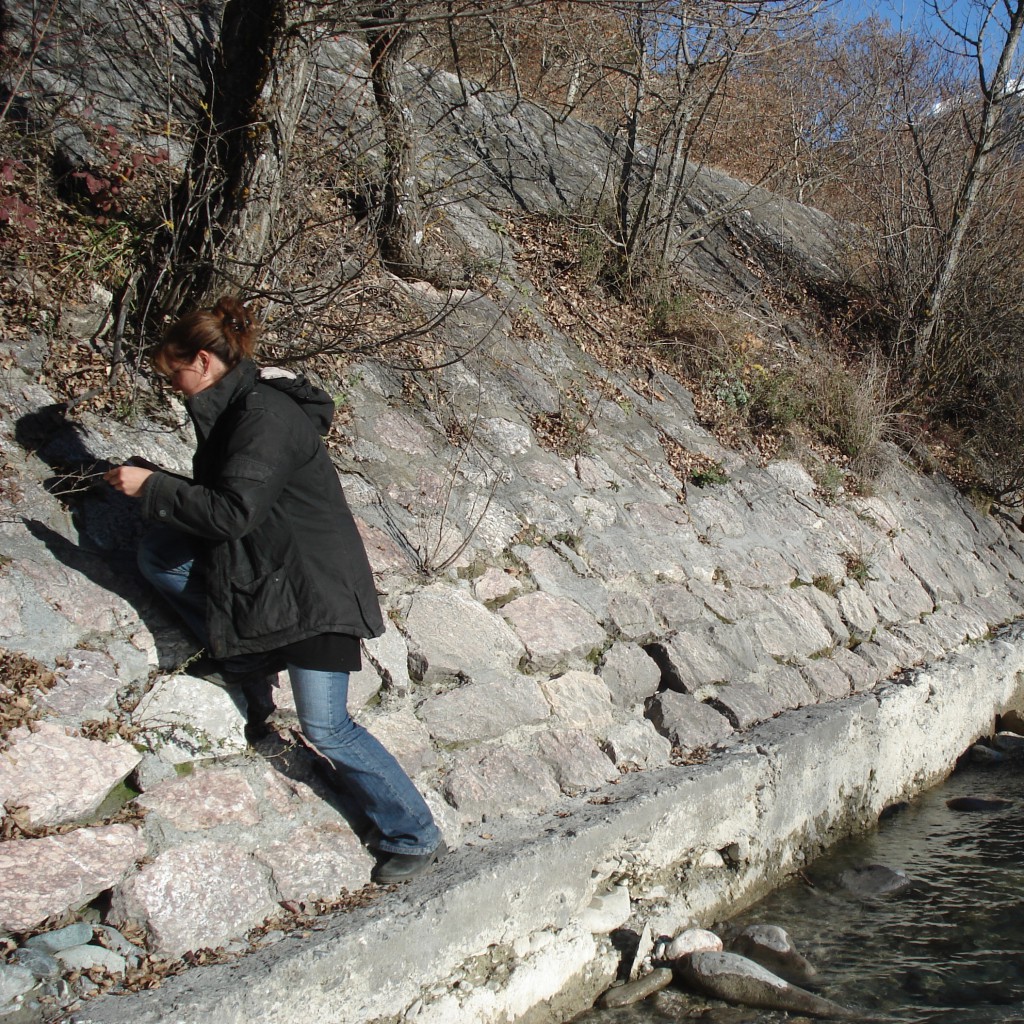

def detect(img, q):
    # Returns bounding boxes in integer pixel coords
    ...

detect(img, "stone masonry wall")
[3,311,1024,960]
[4,9,1024,1017]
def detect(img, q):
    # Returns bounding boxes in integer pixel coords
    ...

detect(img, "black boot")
[238,673,277,743]
[372,841,447,884]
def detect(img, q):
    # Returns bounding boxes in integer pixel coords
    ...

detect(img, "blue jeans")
[290,666,440,854]
[137,527,440,854]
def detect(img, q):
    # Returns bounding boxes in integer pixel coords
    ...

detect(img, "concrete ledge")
[73,628,1024,1024]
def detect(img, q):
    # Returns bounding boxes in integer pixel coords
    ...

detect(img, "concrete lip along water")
[72,626,1024,1024]
[574,752,1024,1024]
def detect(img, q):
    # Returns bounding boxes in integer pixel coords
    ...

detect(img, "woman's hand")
[104,465,153,498]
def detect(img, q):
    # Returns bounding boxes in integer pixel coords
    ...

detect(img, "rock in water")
[598,968,674,1008]
[662,927,723,960]
[677,951,856,1019]
[992,730,1024,754]
[730,924,817,986]
[946,796,1013,811]
[969,744,1005,764]
[838,863,911,897]
[879,800,909,820]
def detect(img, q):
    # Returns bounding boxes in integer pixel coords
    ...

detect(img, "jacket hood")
[187,359,337,438]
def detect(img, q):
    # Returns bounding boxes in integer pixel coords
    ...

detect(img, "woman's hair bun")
[156,294,259,374]
[213,295,254,340]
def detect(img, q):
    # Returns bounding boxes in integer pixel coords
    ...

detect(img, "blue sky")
[830,0,988,31]
[828,0,1022,75]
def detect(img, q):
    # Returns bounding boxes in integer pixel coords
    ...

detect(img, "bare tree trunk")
[141,0,315,320]
[363,2,426,279]
[611,2,646,288]
[912,0,1024,383]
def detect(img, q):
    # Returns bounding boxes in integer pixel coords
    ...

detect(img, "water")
[571,757,1024,1023]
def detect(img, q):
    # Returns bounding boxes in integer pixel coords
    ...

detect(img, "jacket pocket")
[231,565,301,639]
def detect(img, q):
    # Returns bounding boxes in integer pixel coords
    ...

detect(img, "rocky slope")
[4,7,1024,1023]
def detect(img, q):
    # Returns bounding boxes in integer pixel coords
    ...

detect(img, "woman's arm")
[138,401,312,541]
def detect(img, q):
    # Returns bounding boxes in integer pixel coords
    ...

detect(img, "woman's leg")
[137,525,210,644]
[138,526,276,724]
[288,664,441,858]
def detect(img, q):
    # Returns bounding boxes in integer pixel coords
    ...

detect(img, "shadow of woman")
[13,403,196,673]
[13,404,379,846]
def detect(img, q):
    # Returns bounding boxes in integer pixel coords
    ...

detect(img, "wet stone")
[838,863,912,897]
[661,928,723,960]
[945,795,1013,812]
[730,923,817,986]
[599,967,674,1008]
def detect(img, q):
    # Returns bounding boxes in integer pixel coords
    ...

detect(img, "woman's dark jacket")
[140,358,385,658]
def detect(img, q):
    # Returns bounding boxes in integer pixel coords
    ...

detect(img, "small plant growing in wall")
[812,573,840,596]
[844,551,872,585]
[690,461,729,487]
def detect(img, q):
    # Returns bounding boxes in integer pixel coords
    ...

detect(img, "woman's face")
[165,350,228,397]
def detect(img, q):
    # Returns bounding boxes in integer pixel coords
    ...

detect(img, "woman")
[105,296,444,883]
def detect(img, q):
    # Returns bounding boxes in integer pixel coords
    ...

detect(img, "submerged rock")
[676,950,856,1019]
[946,795,1013,811]
[730,924,817,986]
[969,744,1005,764]
[879,800,909,820]
[992,731,1024,754]
[838,863,912,897]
